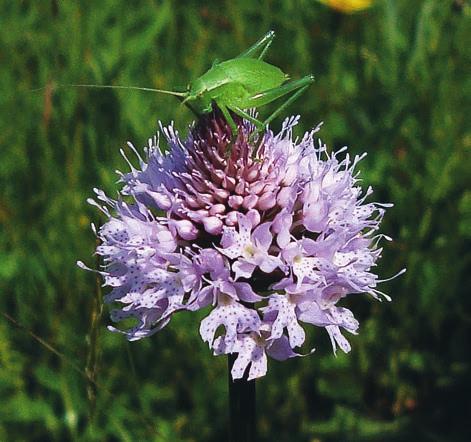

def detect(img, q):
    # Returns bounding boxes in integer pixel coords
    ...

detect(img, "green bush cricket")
[179,30,315,136]
[40,31,314,138]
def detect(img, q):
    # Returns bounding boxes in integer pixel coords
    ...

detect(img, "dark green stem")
[228,354,256,442]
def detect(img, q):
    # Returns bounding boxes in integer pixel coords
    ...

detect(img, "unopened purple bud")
[203,216,223,235]
[257,191,277,210]
[242,194,258,209]
[226,211,239,226]
[187,209,210,222]
[209,204,226,215]
[246,209,261,227]
[150,192,172,210]
[171,219,199,240]
[228,195,244,209]
[277,187,293,207]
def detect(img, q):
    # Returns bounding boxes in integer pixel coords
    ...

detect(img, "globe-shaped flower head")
[79,110,403,380]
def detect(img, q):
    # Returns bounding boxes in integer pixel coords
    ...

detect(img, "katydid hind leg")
[261,83,310,128]
[236,30,275,60]
[232,107,267,154]
[257,32,275,60]
[230,107,264,129]
[246,75,314,108]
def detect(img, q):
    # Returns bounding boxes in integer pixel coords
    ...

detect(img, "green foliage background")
[1,0,470,440]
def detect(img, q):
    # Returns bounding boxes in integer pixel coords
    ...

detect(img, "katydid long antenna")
[31,83,187,97]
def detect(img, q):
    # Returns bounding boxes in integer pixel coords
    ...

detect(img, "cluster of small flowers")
[79,111,402,380]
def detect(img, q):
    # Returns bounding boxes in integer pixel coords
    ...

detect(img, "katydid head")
[182,81,213,114]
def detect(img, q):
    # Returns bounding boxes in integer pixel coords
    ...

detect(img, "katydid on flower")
[40,31,314,137]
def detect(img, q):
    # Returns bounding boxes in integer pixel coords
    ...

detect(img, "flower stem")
[228,354,256,442]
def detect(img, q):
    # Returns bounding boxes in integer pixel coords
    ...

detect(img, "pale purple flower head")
[79,110,404,380]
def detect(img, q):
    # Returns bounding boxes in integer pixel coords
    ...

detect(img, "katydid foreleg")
[217,102,239,137]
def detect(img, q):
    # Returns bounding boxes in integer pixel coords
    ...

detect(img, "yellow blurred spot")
[174,415,187,432]
[79,214,89,227]
[0,200,12,223]
[319,0,374,13]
